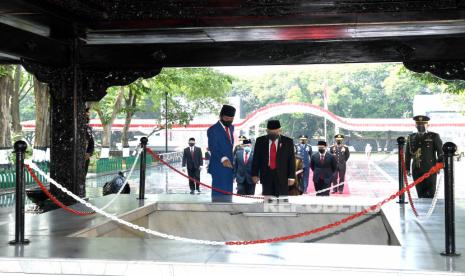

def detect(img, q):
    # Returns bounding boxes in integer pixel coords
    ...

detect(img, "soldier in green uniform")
[330,134,350,194]
[405,115,443,198]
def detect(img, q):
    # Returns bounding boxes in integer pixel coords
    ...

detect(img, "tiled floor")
[0,195,463,275]
[0,153,464,275]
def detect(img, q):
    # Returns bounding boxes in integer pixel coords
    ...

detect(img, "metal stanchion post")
[441,142,460,256]
[397,137,407,204]
[138,137,148,200]
[9,141,30,245]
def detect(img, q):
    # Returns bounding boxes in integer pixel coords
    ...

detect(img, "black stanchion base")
[9,239,30,245]
[441,252,461,257]
[396,201,408,204]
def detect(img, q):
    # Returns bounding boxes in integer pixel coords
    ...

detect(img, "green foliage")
[230,63,444,139]
[0,65,13,77]
[90,67,232,131]
[92,86,124,124]
[19,87,36,121]
[148,67,232,126]
[399,66,465,95]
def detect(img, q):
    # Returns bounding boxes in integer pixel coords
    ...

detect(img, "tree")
[0,66,13,148]
[32,76,51,161]
[10,66,34,142]
[148,68,233,126]
[227,63,445,141]
[11,65,22,140]
[121,79,151,149]
[93,86,124,156]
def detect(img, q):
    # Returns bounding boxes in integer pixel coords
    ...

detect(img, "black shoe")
[190,191,195,195]
[196,189,201,194]
[338,190,343,194]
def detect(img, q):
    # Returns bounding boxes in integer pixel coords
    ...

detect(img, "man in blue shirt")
[207,105,236,201]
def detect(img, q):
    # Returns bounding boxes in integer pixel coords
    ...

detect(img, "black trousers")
[237,180,256,195]
[188,168,201,191]
[413,170,437,198]
[332,165,346,192]
[314,178,330,196]
[262,169,288,197]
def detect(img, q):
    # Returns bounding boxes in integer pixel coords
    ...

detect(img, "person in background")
[207,105,236,201]
[296,134,312,193]
[252,120,296,197]
[84,108,94,174]
[182,138,203,194]
[310,141,337,196]
[204,147,211,161]
[103,171,130,196]
[234,135,247,156]
[365,143,372,160]
[289,151,304,196]
[234,139,255,195]
[330,134,350,194]
[405,115,443,198]
[83,107,94,198]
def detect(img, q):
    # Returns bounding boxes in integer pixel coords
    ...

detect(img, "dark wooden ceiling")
[2,0,465,68]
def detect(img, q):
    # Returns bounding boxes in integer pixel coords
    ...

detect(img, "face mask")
[244,146,251,153]
[318,148,325,154]
[267,133,279,141]
[189,143,195,147]
[221,119,233,127]
[336,140,342,145]
[416,125,426,133]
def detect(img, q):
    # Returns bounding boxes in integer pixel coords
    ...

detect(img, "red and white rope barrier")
[148,148,347,199]
[147,148,265,200]
[226,162,443,245]
[24,155,443,245]
[399,149,442,220]
[25,163,95,216]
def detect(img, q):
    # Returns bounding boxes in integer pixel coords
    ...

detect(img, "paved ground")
[101,153,465,200]
[1,153,464,210]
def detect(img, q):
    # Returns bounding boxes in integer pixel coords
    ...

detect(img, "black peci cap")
[220,105,236,117]
[242,139,252,145]
[317,141,327,146]
[267,120,281,130]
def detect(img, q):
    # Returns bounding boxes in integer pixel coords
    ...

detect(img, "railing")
[96,158,123,174]
[94,152,184,175]
[0,152,182,192]
[0,162,49,192]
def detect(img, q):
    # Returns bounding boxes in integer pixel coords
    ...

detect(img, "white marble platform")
[0,194,463,275]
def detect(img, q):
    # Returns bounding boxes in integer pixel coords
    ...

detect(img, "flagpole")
[324,117,327,142]
[323,81,328,141]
